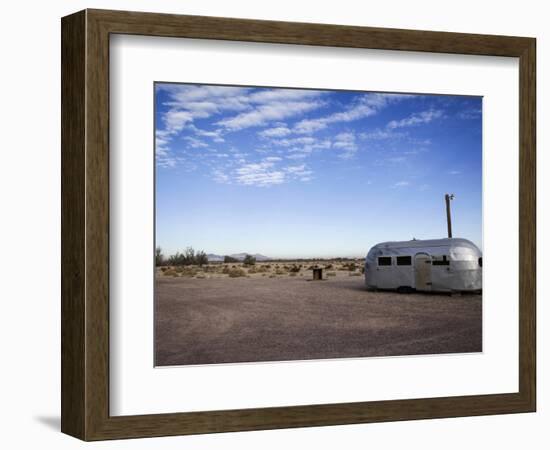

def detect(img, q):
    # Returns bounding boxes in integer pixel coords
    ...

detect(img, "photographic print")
[154,83,482,367]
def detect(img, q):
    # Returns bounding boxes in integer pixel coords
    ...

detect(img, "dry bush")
[179,267,198,277]
[349,272,362,276]
[326,271,337,277]
[338,262,357,271]
[164,269,178,277]
[275,268,287,275]
[324,263,333,270]
[289,264,301,273]
[228,267,246,278]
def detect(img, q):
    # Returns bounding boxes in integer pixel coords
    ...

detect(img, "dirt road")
[155,276,482,366]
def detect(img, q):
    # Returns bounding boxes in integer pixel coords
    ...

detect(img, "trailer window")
[478,257,482,267]
[396,256,412,266]
[378,256,392,266]
[432,255,450,266]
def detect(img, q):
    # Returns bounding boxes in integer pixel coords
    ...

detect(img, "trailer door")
[414,253,432,291]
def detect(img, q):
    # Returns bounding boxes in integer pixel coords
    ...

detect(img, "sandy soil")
[155,270,482,366]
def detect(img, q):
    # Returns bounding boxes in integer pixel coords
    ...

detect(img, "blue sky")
[155,83,482,258]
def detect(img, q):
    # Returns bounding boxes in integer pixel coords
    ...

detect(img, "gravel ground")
[155,276,482,366]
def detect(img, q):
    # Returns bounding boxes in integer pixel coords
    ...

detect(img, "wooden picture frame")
[61,9,536,440]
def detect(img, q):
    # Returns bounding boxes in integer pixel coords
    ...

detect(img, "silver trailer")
[364,238,482,293]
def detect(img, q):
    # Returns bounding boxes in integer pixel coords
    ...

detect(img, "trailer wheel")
[397,286,414,294]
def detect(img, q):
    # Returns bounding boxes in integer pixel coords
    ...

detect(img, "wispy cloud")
[458,108,482,120]
[360,128,406,141]
[212,157,315,187]
[258,125,292,138]
[392,180,410,188]
[294,93,413,134]
[217,100,323,131]
[184,136,208,148]
[234,161,286,186]
[387,109,443,129]
[333,132,358,159]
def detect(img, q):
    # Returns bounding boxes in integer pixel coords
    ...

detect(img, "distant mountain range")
[207,253,270,262]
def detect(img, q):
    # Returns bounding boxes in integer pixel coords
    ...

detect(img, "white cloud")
[258,125,292,138]
[212,169,230,183]
[387,109,443,129]
[286,153,308,160]
[333,132,358,159]
[219,158,315,187]
[293,93,412,134]
[189,125,225,143]
[284,164,312,177]
[270,136,332,159]
[234,161,285,186]
[458,108,482,120]
[184,136,208,148]
[360,129,406,140]
[217,100,323,131]
[248,89,322,103]
[163,110,194,134]
[393,181,411,187]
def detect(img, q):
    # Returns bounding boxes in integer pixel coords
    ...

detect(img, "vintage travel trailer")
[364,238,482,293]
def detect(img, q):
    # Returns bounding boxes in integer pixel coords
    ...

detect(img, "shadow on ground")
[34,415,60,431]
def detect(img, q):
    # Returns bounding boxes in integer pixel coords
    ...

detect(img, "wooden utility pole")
[445,193,454,238]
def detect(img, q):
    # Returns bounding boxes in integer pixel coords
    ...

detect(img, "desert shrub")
[222,265,231,274]
[263,264,271,269]
[164,269,178,277]
[155,247,165,266]
[269,274,276,278]
[289,272,297,277]
[224,255,239,263]
[243,254,256,266]
[180,267,198,277]
[160,266,169,272]
[228,267,246,278]
[326,271,337,277]
[167,247,208,266]
[195,251,208,267]
[195,274,206,279]
[324,263,333,270]
[275,268,287,275]
[349,272,362,276]
[247,266,259,274]
[289,265,301,273]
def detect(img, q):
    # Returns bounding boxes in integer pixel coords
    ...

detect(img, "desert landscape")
[154,258,482,366]
[153,84,483,367]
